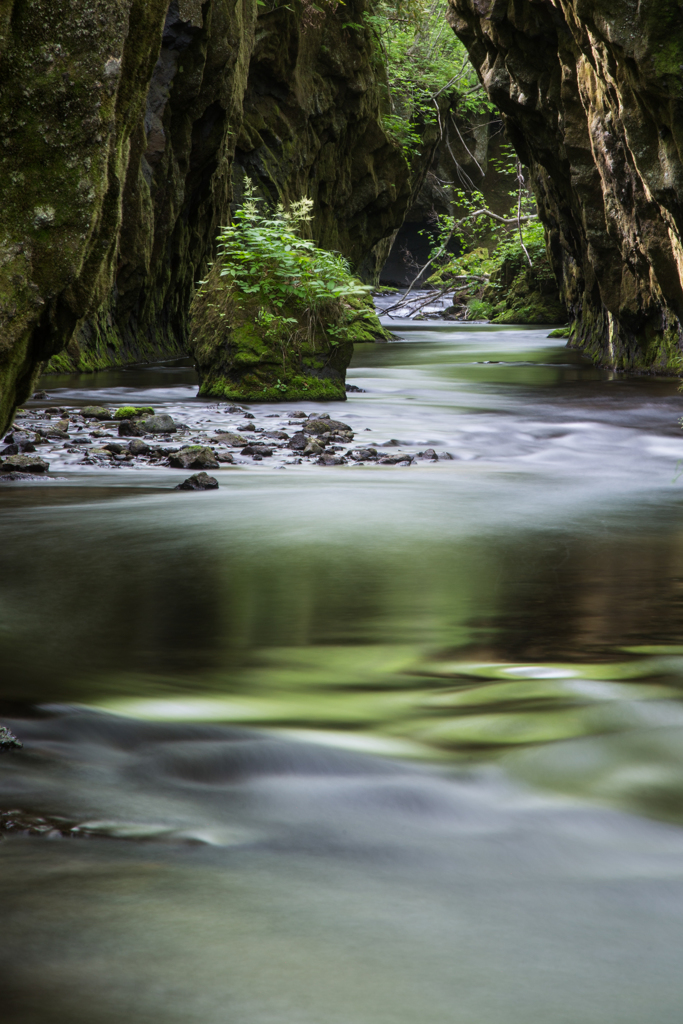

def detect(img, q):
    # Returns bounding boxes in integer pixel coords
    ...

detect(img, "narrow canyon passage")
[3,324,683,1023]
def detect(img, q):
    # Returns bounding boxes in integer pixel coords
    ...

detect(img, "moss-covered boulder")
[189,262,389,402]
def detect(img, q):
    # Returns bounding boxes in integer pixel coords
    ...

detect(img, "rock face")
[0,0,410,433]
[448,0,683,373]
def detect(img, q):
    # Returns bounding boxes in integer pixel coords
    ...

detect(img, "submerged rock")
[175,472,219,491]
[169,447,219,470]
[0,454,49,473]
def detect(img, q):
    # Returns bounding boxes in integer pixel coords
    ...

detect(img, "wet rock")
[240,445,274,458]
[216,452,235,464]
[37,426,69,440]
[418,449,439,461]
[350,448,378,460]
[80,405,112,420]
[317,453,346,466]
[290,411,307,419]
[127,439,150,456]
[0,725,22,750]
[381,439,401,447]
[118,420,144,438]
[239,423,256,432]
[304,440,324,456]
[242,412,255,419]
[378,453,414,465]
[175,472,219,491]
[169,446,219,470]
[439,452,455,460]
[0,444,18,456]
[141,414,177,434]
[213,431,247,446]
[345,384,365,393]
[0,454,49,473]
[305,417,353,436]
[262,430,289,440]
[288,432,308,451]
[102,442,123,455]
[31,390,49,400]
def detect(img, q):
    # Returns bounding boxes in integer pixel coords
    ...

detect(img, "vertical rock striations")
[448,0,683,373]
[0,0,170,431]
[0,0,409,432]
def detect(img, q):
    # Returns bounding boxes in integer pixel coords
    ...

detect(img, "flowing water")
[3,323,683,1022]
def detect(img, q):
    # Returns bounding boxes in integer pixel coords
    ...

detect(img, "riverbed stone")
[240,445,274,458]
[288,432,308,451]
[118,420,144,438]
[317,453,346,466]
[128,439,150,456]
[0,454,49,473]
[214,431,247,446]
[81,406,112,420]
[175,472,219,491]
[141,414,177,434]
[304,417,353,436]
[169,447,219,470]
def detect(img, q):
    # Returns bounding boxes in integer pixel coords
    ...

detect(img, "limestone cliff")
[448,0,683,373]
[0,0,409,433]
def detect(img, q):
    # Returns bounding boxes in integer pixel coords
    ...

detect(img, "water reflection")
[4,325,683,1021]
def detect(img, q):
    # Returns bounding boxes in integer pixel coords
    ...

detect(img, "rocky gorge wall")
[0,0,411,434]
[448,0,683,373]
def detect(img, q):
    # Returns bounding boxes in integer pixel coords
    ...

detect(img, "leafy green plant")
[202,180,372,348]
[367,1,492,159]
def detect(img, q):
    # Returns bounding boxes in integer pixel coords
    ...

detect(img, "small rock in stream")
[240,444,274,458]
[317,453,346,466]
[118,420,144,438]
[141,413,177,434]
[213,431,246,446]
[418,449,439,461]
[128,439,150,455]
[0,454,49,473]
[175,472,219,491]
[81,405,112,420]
[169,446,219,470]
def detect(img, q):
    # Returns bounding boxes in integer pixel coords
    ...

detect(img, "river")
[2,321,683,1022]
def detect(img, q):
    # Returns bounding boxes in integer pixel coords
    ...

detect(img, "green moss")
[114,406,155,420]
[199,373,346,402]
[547,327,571,338]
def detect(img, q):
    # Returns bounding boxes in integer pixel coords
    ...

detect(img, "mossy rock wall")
[0,0,411,434]
[448,0,683,374]
[480,254,566,326]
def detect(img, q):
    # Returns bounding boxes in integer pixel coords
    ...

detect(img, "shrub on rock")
[189,183,391,403]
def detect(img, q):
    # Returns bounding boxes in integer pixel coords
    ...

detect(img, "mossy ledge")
[449,0,683,373]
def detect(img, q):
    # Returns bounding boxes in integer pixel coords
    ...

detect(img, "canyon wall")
[0,0,410,433]
[448,0,683,373]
